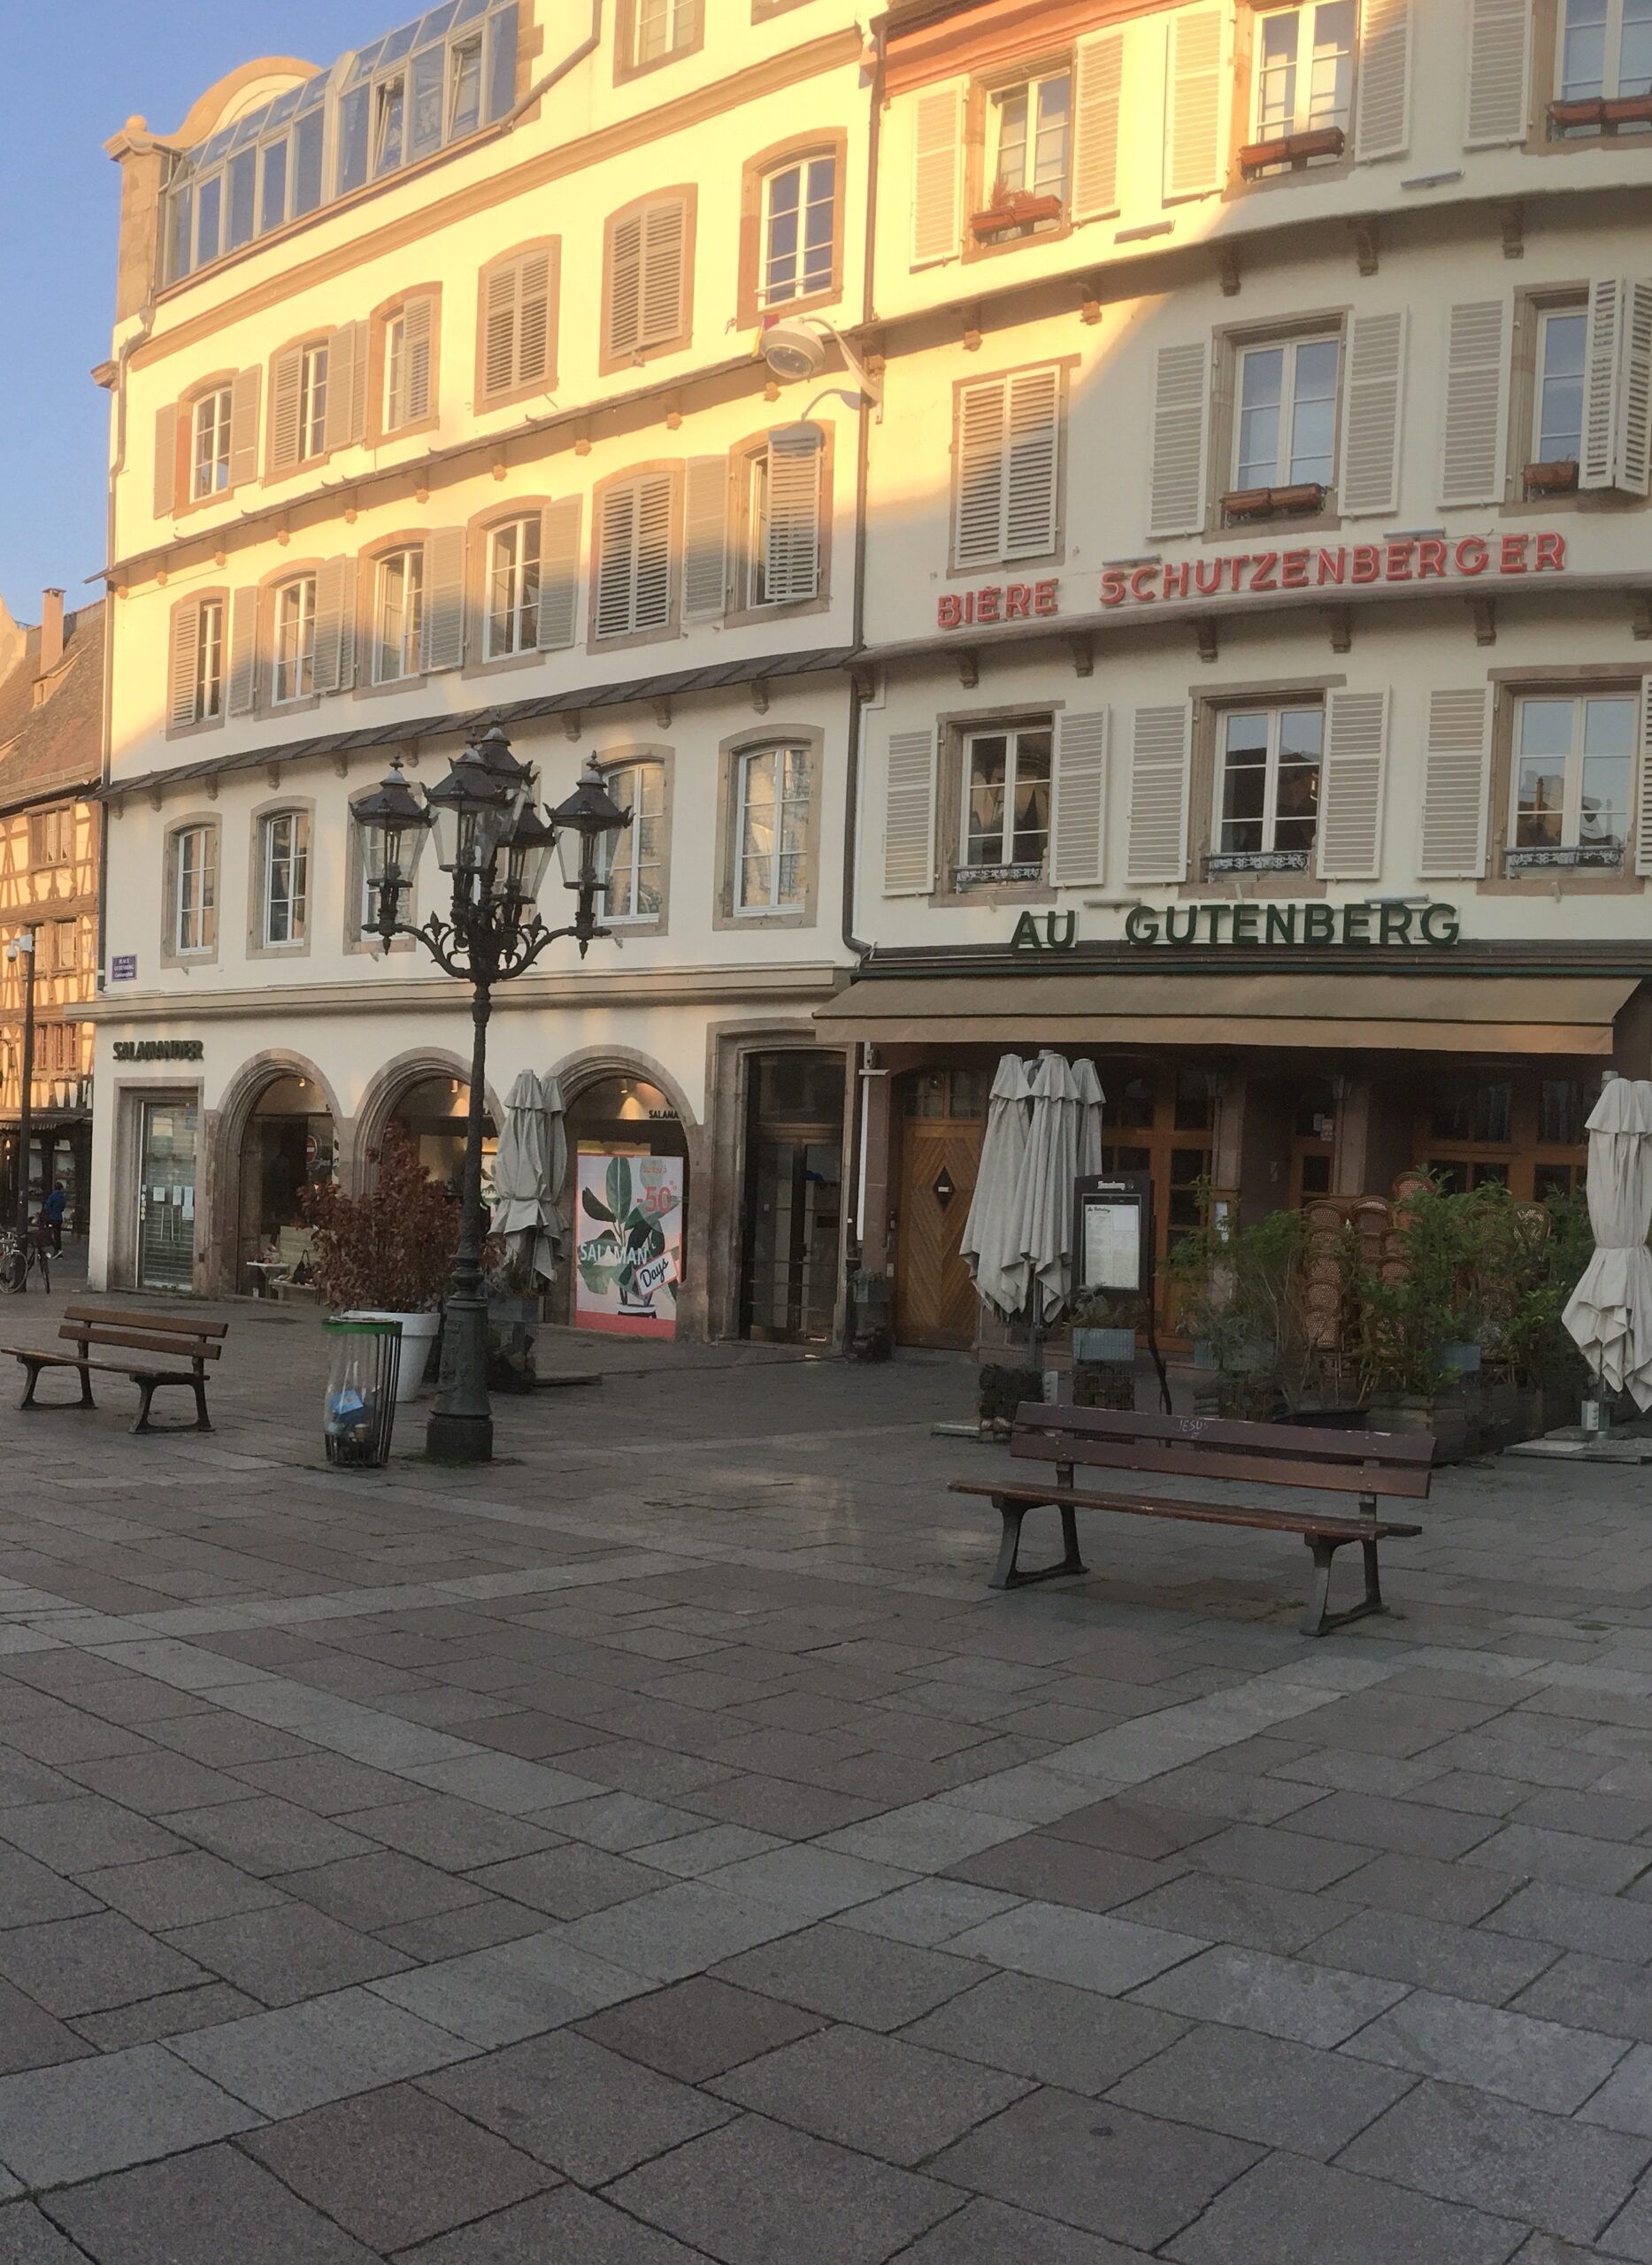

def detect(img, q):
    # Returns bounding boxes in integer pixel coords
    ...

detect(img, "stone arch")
[354,1048,505,1190]
[548,1044,706,1337]
[202,1048,346,1297]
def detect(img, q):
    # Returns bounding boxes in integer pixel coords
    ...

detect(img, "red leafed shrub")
[300,1125,459,1313]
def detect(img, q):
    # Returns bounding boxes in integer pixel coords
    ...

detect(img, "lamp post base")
[426,1407,494,1463]
[425,1292,494,1463]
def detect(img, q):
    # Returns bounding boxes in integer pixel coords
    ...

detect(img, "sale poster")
[574,1154,682,1338]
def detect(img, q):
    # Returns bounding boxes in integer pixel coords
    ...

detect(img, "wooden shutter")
[1004,368,1062,559]
[1126,704,1190,883]
[1621,281,1652,497]
[640,200,688,350]
[1439,299,1510,508]
[607,212,643,361]
[228,367,260,487]
[765,425,824,604]
[1052,709,1110,887]
[1419,687,1492,878]
[683,456,729,621]
[596,476,674,637]
[883,729,937,895]
[1582,278,1652,496]
[482,260,522,400]
[227,587,258,716]
[536,497,582,650]
[1339,310,1407,517]
[328,321,367,449]
[911,85,963,267]
[153,403,178,519]
[1317,689,1389,880]
[166,602,198,730]
[311,556,357,696]
[1637,676,1652,877]
[1355,0,1413,162]
[1072,30,1125,222]
[480,257,549,403]
[423,528,466,671]
[955,378,1008,570]
[400,292,436,422]
[269,345,303,473]
[1464,0,1532,148]
[1164,6,1224,202]
[1149,342,1210,537]
[595,483,638,638]
[635,473,674,627]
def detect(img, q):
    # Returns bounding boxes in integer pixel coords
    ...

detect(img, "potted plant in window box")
[1525,458,1579,495]
[969,175,1064,240]
[1238,124,1346,176]
[1222,482,1327,522]
[1603,92,1652,126]
[300,1125,459,1406]
[1549,96,1606,131]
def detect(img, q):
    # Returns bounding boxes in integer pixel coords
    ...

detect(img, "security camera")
[761,319,828,382]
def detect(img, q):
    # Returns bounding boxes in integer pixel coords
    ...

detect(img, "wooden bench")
[951,1404,1432,1638]
[0,1305,228,1435]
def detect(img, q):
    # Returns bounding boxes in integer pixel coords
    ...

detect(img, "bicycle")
[0,1224,50,1294]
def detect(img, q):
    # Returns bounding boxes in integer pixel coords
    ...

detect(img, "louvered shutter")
[1126,704,1190,883]
[1339,310,1407,517]
[1637,677,1652,877]
[311,556,357,696]
[518,255,552,388]
[883,730,936,895]
[167,603,197,729]
[635,473,674,627]
[1004,368,1061,558]
[1583,278,1652,496]
[482,261,521,400]
[228,367,260,487]
[423,529,466,671]
[1464,0,1532,148]
[607,213,643,361]
[683,456,729,621]
[227,587,258,716]
[1620,280,1652,496]
[328,321,367,449]
[641,201,688,350]
[536,498,582,650]
[911,85,963,267]
[400,292,436,422]
[595,484,638,638]
[153,403,178,519]
[765,425,824,604]
[1439,299,1510,508]
[1164,7,1224,202]
[1419,687,1492,878]
[1072,31,1125,222]
[955,379,1007,569]
[1052,710,1110,887]
[1317,689,1388,880]
[1355,0,1412,162]
[269,345,303,473]
[1149,342,1210,538]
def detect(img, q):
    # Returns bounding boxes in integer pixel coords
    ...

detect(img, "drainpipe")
[505,0,604,125]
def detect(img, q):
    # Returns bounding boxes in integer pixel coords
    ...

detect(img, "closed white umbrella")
[1564,1076,1652,1409]
[542,1073,569,1283]
[1073,1057,1106,1181]
[492,1071,557,1285]
[961,1055,1033,1322]
[1017,1051,1081,1325]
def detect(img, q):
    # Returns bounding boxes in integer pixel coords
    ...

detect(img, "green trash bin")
[323,1318,403,1468]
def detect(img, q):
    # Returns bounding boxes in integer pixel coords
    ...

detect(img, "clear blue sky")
[0,2,402,626]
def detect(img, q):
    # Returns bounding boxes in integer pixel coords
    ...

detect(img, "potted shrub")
[300,1126,460,1404]
[1167,1196,1335,1421]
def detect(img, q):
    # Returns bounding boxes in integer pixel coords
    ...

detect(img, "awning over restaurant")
[814,971,1640,1056]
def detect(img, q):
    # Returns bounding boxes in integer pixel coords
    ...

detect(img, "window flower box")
[1221,481,1326,521]
[1548,93,1652,132]
[1524,457,1579,494]
[1238,125,1346,177]
[1603,93,1652,126]
[969,192,1064,240]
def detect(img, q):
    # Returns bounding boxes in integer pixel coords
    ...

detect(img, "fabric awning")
[815,971,1639,1056]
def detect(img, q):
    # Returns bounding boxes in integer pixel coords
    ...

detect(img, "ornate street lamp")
[352,733,627,1463]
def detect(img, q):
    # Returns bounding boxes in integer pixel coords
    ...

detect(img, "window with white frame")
[1510,693,1635,864]
[736,744,811,912]
[272,576,317,705]
[1252,2,1357,140]
[760,155,836,309]
[962,721,1052,875]
[195,598,225,722]
[1559,0,1652,103]
[260,811,310,945]
[1216,705,1324,862]
[604,759,666,920]
[631,0,697,68]
[297,342,328,460]
[1233,335,1341,493]
[1533,306,1587,468]
[485,517,541,659]
[374,549,426,682]
[987,72,1072,204]
[172,825,217,955]
[190,388,233,501]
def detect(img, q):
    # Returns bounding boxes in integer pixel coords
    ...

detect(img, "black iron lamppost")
[352,726,627,1463]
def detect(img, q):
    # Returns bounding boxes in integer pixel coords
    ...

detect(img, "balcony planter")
[1604,93,1652,126]
[1221,482,1326,521]
[1525,458,1579,494]
[969,192,1064,240]
[1239,125,1346,176]
[1548,96,1605,129]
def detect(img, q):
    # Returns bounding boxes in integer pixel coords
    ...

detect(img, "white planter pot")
[343,1309,440,1403]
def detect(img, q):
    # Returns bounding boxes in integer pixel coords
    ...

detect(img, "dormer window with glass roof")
[161,0,518,288]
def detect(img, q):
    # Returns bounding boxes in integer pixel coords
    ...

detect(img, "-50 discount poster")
[574,1154,682,1337]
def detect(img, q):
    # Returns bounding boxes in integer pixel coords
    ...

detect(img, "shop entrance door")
[136,1099,197,1291]
[741,1052,845,1344]
[895,1069,986,1348]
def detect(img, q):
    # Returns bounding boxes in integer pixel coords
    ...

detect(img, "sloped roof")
[0,601,104,814]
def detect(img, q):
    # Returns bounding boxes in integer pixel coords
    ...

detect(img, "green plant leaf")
[580,1188,615,1223]
[607,1156,633,1220]
[579,1259,615,1299]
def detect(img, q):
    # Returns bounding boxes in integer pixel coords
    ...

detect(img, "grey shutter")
[1464,0,1532,147]
[1164,6,1224,202]
[1148,342,1210,537]
[1355,0,1412,162]
[227,587,258,715]
[401,291,436,422]
[1072,30,1125,221]
[883,729,936,895]
[328,320,367,449]
[954,378,1007,569]
[607,212,643,360]
[516,254,552,388]
[167,603,197,729]
[1582,277,1652,496]
[683,455,729,621]
[423,528,467,671]
[536,497,582,650]
[640,200,688,351]
[1003,368,1061,558]
[1637,676,1652,877]
[153,403,177,519]
[765,425,824,603]
[1339,309,1407,516]
[1439,299,1510,508]
[911,85,963,267]
[1317,689,1388,880]
[311,556,357,695]
[268,345,303,473]
[1051,709,1110,887]
[482,259,521,399]
[227,367,260,487]
[595,483,638,638]
[1126,704,1190,883]
[1419,687,1492,879]
[634,473,674,629]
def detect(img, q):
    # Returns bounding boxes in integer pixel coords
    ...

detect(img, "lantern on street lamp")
[550,759,630,942]
[355,758,432,940]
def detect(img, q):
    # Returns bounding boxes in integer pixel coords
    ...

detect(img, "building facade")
[0,592,102,1229]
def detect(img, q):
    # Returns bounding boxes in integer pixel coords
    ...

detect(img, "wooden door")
[895,1118,984,1347]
